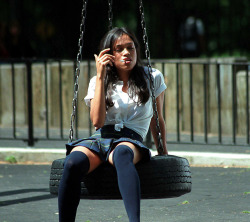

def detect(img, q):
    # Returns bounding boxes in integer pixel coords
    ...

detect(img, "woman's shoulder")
[143,66,163,79]
[142,66,167,96]
[89,75,97,85]
[90,75,97,82]
[86,76,97,90]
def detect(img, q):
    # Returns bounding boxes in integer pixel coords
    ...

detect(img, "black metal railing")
[0,58,249,147]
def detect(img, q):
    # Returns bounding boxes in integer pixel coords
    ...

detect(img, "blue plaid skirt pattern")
[66,125,151,162]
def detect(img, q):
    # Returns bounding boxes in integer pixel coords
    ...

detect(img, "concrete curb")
[0,148,65,163]
[1,147,250,167]
[151,151,250,167]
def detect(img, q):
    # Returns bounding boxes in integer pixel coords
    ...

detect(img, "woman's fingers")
[99,48,111,57]
[94,51,115,78]
[98,48,115,61]
[103,60,113,67]
[99,55,114,65]
[95,53,114,66]
[94,48,115,78]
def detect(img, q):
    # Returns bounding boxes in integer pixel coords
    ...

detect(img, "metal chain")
[138,0,164,155]
[108,0,113,30]
[69,0,88,142]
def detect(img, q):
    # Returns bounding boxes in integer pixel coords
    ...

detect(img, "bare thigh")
[71,146,103,173]
[108,142,143,166]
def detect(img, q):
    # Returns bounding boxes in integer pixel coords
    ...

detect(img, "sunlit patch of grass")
[178,200,190,205]
[5,156,17,164]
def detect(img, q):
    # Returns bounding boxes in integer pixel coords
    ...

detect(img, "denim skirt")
[66,125,151,162]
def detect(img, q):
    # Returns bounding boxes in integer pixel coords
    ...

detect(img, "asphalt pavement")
[0,140,250,221]
[0,163,250,222]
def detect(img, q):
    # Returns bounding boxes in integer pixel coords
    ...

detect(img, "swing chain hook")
[138,0,164,155]
[69,0,88,143]
[108,0,113,30]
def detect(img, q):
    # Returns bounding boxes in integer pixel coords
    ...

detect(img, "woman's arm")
[90,48,115,129]
[150,91,168,155]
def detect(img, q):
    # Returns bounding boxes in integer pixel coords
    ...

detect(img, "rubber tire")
[49,155,192,199]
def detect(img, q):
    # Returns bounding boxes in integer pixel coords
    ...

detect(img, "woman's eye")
[115,48,122,52]
[114,47,135,53]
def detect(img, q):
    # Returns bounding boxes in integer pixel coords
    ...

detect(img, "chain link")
[69,0,88,142]
[108,0,113,30]
[138,0,164,155]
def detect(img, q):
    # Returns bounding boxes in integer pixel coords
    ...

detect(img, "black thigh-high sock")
[113,145,141,222]
[58,151,90,222]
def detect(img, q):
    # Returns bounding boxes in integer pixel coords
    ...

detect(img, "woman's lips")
[120,59,132,64]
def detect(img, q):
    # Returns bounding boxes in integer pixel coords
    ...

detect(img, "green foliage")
[0,0,249,59]
[178,200,190,205]
[5,156,17,164]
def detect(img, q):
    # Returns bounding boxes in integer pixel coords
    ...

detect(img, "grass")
[178,200,190,205]
[5,156,17,164]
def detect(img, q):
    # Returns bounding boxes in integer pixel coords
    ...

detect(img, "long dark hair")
[99,27,150,109]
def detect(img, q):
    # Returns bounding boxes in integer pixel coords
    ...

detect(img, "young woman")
[58,27,168,222]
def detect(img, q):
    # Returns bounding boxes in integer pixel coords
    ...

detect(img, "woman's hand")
[94,48,115,79]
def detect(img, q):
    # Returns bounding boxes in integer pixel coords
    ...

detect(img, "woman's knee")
[71,146,103,173]
[112,145,134,167]
[114,145,134,158]
[63,155,78,172]
[63,151,90,175]
[109,143,142,165]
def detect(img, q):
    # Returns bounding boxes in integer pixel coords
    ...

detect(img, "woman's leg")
[109,142,142,222]
[58,147,102,222]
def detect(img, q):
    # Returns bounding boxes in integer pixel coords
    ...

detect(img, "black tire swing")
[49,0,192,199]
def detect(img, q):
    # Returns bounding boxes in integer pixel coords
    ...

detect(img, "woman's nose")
[122,48,130,55]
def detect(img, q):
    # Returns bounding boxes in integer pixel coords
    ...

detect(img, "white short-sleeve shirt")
[84,67,167,139]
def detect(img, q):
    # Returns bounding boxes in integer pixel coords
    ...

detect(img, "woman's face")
[112,34,137,73]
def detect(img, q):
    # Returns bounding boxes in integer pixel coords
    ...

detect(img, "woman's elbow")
[93,122,104,129]
[91,116,105,129]
[90,107,106,129]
